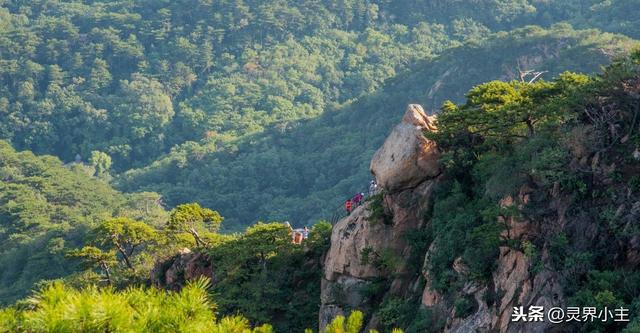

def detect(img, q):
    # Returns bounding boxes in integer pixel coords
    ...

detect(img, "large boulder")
[370,104,440,192]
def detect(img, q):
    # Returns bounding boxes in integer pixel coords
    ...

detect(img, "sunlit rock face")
[320,104,441,330]
[370,104,440,193]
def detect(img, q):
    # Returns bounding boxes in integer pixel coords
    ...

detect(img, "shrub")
[377,298,411,329]
[463,222,504,280]
[454,296,475,318]
[367,193,393,225]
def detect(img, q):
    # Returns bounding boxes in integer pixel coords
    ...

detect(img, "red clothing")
[345,199,352,212]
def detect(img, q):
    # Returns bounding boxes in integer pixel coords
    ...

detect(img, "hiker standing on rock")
[369,180,378,196]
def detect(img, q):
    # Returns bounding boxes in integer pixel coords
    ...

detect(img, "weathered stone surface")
[370,104,440,192]
[318,304,344,330]
[322,204,381,281]
[151,249,214,290]
[320,179,439,330]
[320,104,443,330]
[421,258,442,307]
[415,185,571,333]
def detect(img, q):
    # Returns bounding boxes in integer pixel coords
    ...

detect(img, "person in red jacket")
[345,199,352,215]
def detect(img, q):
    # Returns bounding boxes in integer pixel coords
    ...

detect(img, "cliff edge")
[320,104,442,329]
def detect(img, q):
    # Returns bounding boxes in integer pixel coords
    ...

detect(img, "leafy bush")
[376,298,412,329]
[521,240,543,274]
[0,141,167,304]
[367,193,393,226]
[206,222,329,332]
[454,296,476,318]
[463,222,504,280]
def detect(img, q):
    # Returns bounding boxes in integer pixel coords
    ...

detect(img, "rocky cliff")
[319,93,640,332]
[320,104,443,329]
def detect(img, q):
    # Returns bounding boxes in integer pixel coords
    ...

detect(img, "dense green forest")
[1,0,640,230]
[0,138,332,329]
[2,0,640,331]
[119,25,636,229]
[2,48,639,333]
[0,140,166,303]
[0,140,333,328]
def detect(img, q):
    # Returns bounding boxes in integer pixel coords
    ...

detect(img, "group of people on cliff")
[344,180,378,215]
[285,180,379,243]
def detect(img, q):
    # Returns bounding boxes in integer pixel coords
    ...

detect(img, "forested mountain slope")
[0,141,166,303]
[2,50,640,333]
[2,1,640,231]
[120,25,636,229]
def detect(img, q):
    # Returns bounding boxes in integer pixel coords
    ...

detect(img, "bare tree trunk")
[526,118,535,136]
[115,242,135,271]
[102,262,112,285]
[190,227,206,246]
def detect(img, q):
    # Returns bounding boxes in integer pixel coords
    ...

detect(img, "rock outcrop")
[370,104,440,192]
[320,180,440,329]
[151,248,214,290]
[419,186,567,333]
[321,104,442,329]
[321,104,573,332]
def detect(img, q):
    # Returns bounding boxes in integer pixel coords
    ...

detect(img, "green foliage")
[306,221,333,254]
[358,246,399,274]
[426,182,504,291]
[521,240,543,274]
[0,277,273,332]
[65,246,117,283]
[1,1,640,329]
[0,140,165,304]
[424,54,640,295]
[1,218,333,332]
[168,203,223,246]
[324,310,367,333]
[433,73,590,158]
[88,151,112,179]
[569,270,640,333]
[367,193,392,226]
[404,227,433,271]
[91,217,158,271]
[463,222,504,280]
[0,0,631,231]
[360,246,374,266]
[122,22,634,230]
[374,296,435,333]
[422,49,640,332]
[404,307,445,333]
[206,222,330,332]
[548,233,568,270]
[376,298,412,330]
[629,175,640,193]
[453,296,475,318]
